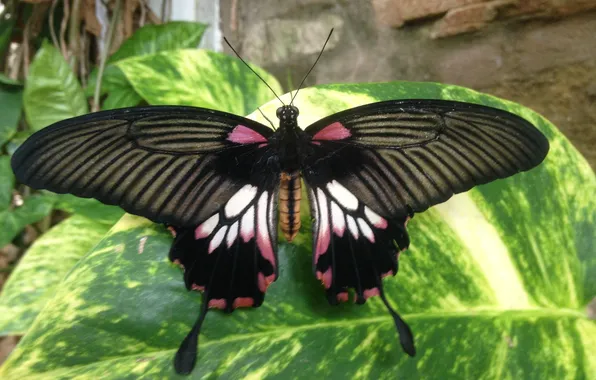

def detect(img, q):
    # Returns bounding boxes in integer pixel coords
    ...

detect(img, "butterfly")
[10,96,549,374]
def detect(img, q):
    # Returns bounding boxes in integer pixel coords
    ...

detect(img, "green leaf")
[0,73,23,86]
[0,84,23,146]
[87,21,207,109]
[99,69,142,110]
[1,82,594,378]
[0,15,15,55]
[0,213,122,336]
[0,155,14,209]
[117,49,282,114]
[108,21,207,63]
[0,194,55,247]
[24,42,88,132]
[50,193,124,222]
[5,131,31,156]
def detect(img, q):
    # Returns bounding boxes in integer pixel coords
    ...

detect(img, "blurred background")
[0,0,595,370]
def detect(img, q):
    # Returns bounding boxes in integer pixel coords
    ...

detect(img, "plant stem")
[92,0,122,112]
[59,0,69,60]
[68,0,82,70]
[49,0,60,49]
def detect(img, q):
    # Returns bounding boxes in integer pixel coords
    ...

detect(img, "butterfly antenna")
[174,291,210,375]
[379,286,416,356]
[257,107,276,130]
[290,28,334,105]
[223,37,284,105]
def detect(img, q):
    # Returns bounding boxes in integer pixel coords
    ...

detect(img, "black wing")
[12,106,282,374]
[301,99,549,355]
[303,100,549,219]
[11,106,276,227]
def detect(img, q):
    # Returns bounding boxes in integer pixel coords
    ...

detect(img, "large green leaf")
[108,21,207,63]
[49,193,124,223]
[0,84,23,146]
[87,21,207,110]
[0,155,14,209]
[23,42,88,132]
[0,194,55,247]
[0,211,123,336]
[117,49,282,115]
[1,82,594,379]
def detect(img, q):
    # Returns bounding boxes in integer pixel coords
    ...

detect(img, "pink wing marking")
[240,206,255,242]
[233,297,254,308]
[316,269,333,289]
[336,292,349,303]
[363,288,380,300]
[208,299,227,309]
[314,189,330,264]
[312,122,351,141]
[258,272,275,292]
[228,125,268,144]
[381,270,394,279]
[256,192,276,269]
[195,214,219,239]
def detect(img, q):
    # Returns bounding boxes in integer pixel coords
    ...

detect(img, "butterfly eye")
[290,106,299,116]
[276,107,283,118]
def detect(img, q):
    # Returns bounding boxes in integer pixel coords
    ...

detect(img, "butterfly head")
[276,105,299,123]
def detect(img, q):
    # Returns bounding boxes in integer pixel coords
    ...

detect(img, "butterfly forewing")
[11,106,275,227]
[303,99,549,219]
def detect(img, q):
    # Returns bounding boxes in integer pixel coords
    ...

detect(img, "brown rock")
[372,0,490,27]
[501,0,596,19]
[241,15,343,66]
[430,1,516,38]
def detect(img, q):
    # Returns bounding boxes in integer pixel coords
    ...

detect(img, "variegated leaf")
[1,82,593,379]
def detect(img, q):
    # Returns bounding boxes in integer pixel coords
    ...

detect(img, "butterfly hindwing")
[168,182,279,311]
[306,181,410,304]
[11,106,275,227]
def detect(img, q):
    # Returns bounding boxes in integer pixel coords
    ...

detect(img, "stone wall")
[221,0,596,168]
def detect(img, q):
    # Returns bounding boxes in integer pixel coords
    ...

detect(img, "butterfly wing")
[11,105,276,227]
[12,106,282,373]
[13,104,281,303]
[304,99,549,219]
[301,99,549,354]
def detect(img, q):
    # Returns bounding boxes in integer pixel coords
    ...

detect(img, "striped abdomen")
[279,171,301,242]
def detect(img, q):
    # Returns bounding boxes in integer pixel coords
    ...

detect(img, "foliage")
[24,42,89,132]
[86,21,207,109]
[1,78,595,378]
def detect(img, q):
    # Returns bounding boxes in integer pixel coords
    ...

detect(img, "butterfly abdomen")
[279,171,301,242]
